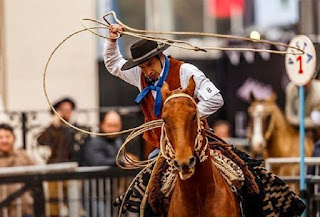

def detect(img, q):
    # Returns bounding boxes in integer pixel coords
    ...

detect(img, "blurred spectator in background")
[37,97,88,217]
[37,97,88,164]
[285,79,320,130]
[212,120,231,141]
[81,110,137,167]
[0,123,34,217]
[81,111,137,211]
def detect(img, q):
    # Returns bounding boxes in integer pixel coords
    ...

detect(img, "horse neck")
[266,105,298,157]
[270,105,295,136]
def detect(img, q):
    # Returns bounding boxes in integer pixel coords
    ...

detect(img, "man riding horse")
[104,24,305,217]
[105,25,224,149]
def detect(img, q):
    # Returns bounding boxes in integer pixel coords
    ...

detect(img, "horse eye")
[174,160,181,169]
[192,113,197,121]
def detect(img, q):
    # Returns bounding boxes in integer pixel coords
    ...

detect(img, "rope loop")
[78,11,305,55]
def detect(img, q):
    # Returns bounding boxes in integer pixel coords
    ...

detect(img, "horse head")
[247,93,277,157]
[161,76,206,180]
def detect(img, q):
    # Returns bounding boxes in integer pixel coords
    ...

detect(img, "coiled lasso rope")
[43,25,165,168]
[80,11,304,55]
[43,11,304,169]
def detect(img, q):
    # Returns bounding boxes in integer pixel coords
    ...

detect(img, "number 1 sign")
[285,35,317,211]
[285,35,316,86]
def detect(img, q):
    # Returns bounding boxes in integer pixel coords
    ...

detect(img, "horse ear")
[249,92,256,103]
[266,92,277,102]
[161,81,171,101]
[183,76,196,97]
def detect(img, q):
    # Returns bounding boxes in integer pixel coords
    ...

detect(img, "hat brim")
[121,44,170,71]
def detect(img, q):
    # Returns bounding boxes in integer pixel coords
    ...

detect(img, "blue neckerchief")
[135,55,170,117]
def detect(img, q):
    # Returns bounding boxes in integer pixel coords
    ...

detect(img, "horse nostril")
[189,156,196,168]
[174,160,181,169]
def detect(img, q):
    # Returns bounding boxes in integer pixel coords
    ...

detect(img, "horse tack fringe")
[148,156,172,216]
[115,162,156,216]
[209,140,260,195]
[210,150,245,190]
[139,151,175,217]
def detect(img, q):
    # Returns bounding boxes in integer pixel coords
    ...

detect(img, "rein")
[263,111,276,142]
[160,93,209,165]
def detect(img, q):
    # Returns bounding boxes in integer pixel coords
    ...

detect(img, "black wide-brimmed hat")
[121,39,170,71]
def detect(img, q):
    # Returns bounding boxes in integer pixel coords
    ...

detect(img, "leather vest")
[139,57,184,148]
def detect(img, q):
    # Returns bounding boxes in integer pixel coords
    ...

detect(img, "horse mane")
[264,99,297,136]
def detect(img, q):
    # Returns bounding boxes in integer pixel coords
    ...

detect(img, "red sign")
[208,0,245,18]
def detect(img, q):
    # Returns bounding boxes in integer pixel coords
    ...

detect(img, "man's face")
[0,129,15,153]
[57,102,74,121]
[101,113,122,138]
[213,125,230,139]
[138,56,162,81]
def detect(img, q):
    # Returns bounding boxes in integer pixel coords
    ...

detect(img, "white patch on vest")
[198,83,219,100]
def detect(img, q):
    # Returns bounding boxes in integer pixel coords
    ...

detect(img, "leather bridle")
[160,93,209,167]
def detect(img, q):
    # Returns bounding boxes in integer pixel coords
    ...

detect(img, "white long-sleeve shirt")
[103,41,224,118]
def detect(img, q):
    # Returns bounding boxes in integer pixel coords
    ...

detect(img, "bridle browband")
[160,93,209,167]
[263,112,276,142]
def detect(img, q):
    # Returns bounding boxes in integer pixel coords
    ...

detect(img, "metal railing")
[3,158,320,217]
[265,157,320,217]
[0,107,144,164]
[0,107,142,147]
[0,163,139,217]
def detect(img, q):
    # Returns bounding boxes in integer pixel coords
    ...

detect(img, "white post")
[0,0,6,106]
[299,0,314,34]
[230,2,243,34]
[145,0,153,30]
[0,95,9,122]
[203,0,216,33]
[68,180,80,217]
[145,0,173,34]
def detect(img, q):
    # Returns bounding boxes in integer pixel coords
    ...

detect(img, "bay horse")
[160,77,241,217]
[247,93,314,177]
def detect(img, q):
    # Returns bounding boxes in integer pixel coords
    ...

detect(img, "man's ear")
[183,76,196,97]
[161,82,171,101]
